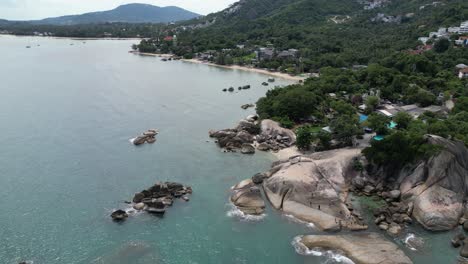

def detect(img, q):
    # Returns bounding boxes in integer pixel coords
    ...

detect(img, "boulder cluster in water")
[240,103,255,110]
[111,182,192,221]
[209,116,296,154]
[351,178,410,236]
[222,84,250,92]
[133,129,159,146]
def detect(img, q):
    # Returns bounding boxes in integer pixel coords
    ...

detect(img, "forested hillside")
[156,0,468,69]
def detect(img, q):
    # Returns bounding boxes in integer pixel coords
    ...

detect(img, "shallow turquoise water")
[0,35,459,264]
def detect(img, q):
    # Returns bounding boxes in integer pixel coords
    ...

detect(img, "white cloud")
[0,0,237,20]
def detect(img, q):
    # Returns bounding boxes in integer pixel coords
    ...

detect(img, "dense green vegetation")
[256,44,468,161]
[0,22,163,38]
[135,0,468,72]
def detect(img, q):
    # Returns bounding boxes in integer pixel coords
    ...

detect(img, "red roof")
[460,68,468,73]
[163,36,174,41]
[459,36,468,40]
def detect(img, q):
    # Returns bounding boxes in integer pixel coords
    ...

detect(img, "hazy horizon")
[0,0,238,20]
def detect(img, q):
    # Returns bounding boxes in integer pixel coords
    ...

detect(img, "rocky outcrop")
[299,233,413,264]
[411,184,463,231]
[231,179,265,215]
[209,118,295,153]
[256,119,296,150]
[112,182,192,221]
[397,136,468,231]
[372,201,412,236]
[262,148,366,231]
[241,103,255,110]
[364,135,468,231]
[133,129,159,146]
[111,209,128,221]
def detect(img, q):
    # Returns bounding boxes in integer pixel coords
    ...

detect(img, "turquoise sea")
[0,35,460,264]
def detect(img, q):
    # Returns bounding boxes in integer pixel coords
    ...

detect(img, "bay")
[0,35,458,264]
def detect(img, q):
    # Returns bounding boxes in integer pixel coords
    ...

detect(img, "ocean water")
[0,35,459,264]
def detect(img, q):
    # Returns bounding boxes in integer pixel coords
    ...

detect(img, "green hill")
[147,0,467,70]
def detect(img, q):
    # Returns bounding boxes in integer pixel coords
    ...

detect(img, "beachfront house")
[277,49,299,59]
[256,47,275,60]
[461,21,468,34]
[418,37,430,45]
[448,27,461,34]
[459,68,468,79]
[455,36,468,47]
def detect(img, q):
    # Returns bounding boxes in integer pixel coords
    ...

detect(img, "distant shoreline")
[131,51,307,82]
[0,34,142,41]
[181,59,307,82]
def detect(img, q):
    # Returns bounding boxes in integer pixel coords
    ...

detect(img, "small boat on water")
[26,46,31,48]
[162,58,168,62]
[268,77,275,82]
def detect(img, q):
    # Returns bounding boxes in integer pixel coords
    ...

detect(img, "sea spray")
[284,214,316,229]
[291,236,355,263]
[226,203,266,221]
[403,233,424,251]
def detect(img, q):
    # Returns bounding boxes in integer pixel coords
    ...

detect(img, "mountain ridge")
[8,3,201,25]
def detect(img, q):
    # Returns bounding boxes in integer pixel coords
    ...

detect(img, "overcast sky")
[0,0,238,20]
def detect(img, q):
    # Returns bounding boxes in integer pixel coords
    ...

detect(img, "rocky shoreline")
[218,117,468,264]
[209,116,296,154]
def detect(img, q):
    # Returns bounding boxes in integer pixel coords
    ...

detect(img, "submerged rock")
[241,144,255,154]
[300,233,413,264]
[133,136,148,146]
[241,104,255,110]
[111,210,128,221]
[133,129,159,146]
[452,233,465,248]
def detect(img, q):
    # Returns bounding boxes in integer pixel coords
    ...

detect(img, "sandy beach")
[130,52,307,82]
[181,59,307,82]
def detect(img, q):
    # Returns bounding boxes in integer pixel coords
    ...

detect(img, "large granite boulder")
[411,184,463,231]
[231,180,265,215]
[390,135,468,231]
[209,118,296,153]
[262,148,365,231]
[299,233,413,264]
[259,119,296,146]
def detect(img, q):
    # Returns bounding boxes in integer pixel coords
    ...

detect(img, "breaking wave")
[226,203,266,221]
[403,233,424,251]
[284,214,315,229]
[291,236,354,264]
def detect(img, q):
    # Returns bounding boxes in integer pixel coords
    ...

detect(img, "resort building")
[459,68,468,79]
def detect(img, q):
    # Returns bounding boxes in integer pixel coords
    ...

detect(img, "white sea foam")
[226,203,266,221]
[291,236,354,264]
[124,204,146,216]
[403,233,423,251]
[129,138,136,144]
[284,214,316,229]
